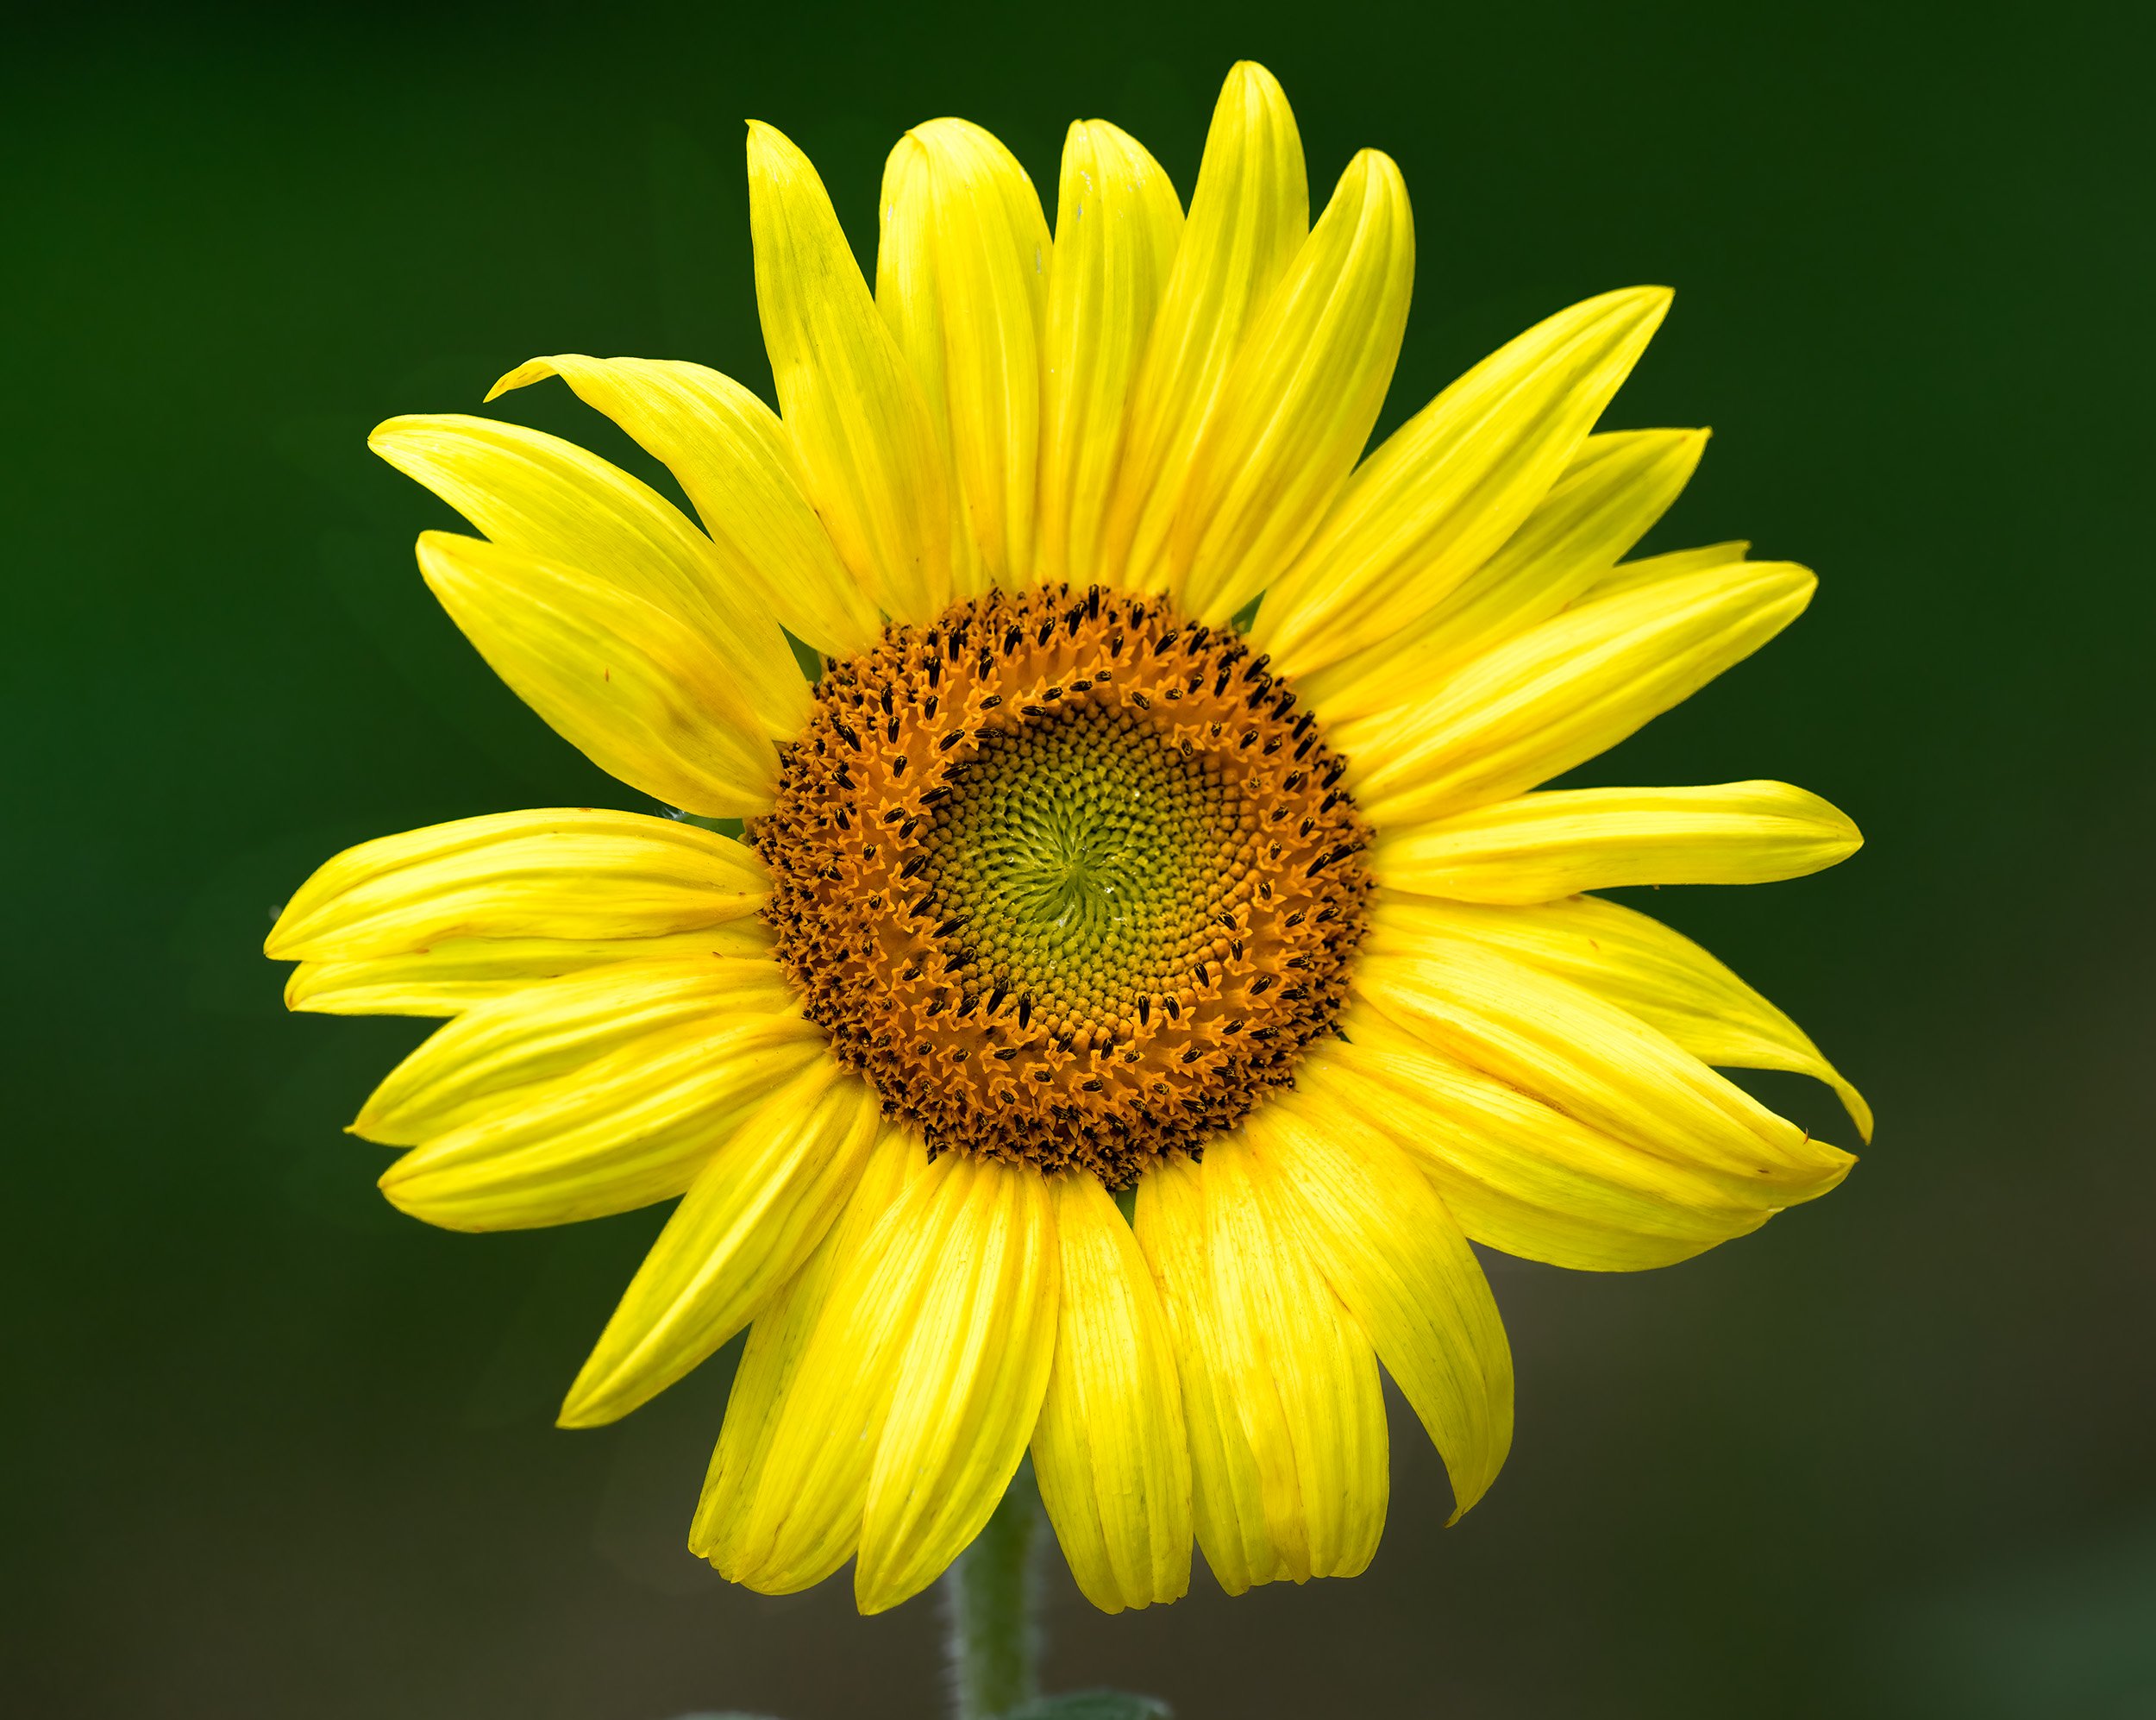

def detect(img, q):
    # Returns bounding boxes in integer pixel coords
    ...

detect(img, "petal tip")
[485,357,560,404]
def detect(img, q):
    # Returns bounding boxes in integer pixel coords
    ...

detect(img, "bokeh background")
[8,2,2151,1716]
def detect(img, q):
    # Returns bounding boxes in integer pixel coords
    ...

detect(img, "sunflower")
[267,60,1867,1617]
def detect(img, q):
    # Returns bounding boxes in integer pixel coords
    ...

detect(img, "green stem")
[943,1464,1044,1720]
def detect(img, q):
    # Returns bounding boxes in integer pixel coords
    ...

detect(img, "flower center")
[754,584,1370,1187]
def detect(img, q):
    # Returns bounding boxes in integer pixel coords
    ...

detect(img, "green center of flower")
[916,706,1246,1036]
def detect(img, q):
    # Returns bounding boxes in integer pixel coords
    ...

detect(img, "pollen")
[753,584,1370,1187]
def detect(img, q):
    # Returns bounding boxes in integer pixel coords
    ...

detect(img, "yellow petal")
[856,1158,1059,1613]
[875,131,980,599]
[559,1062,882,1427]
[1300,1016,1772,1271]
[706,1146,975,1595]
[1036,120,1184,588]
[1129,1155,1270,1594]
[486,355,882,657]
[692,1120,921,1583]
[1244,1096,1512,1519]
[748,120,952,623]
[1031,1173,1193,1613]
[1135,1146,1387,1594]
[1372,892,1871,1140]
[878,119,1051,591]
[266,807,766,962]
[1099,61,1307,592]
[415,531,780,819]
[1256,286,1671,676]
[1578,537,1752,601]
[1373,781,1865,903]
[1355,936,1853,1200]
[1174,148,1414,624]
[1302,429,1708,724]
[379,1008,825,1232]
[1344,561,1815,826]
[355,956,794,1146]
[284,921,775,1017]
[369,413,805,737]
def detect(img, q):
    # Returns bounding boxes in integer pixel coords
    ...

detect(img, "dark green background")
[8,3,2150,1716]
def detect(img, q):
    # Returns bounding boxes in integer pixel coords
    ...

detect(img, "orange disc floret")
[753,584,1370,1186]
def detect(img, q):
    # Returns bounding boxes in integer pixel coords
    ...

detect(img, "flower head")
[268,60,1866,1616]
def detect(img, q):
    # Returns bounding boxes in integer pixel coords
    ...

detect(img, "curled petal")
[1372,892,1871,1139]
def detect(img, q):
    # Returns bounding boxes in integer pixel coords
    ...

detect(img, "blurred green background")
[7,2,2150,1716]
